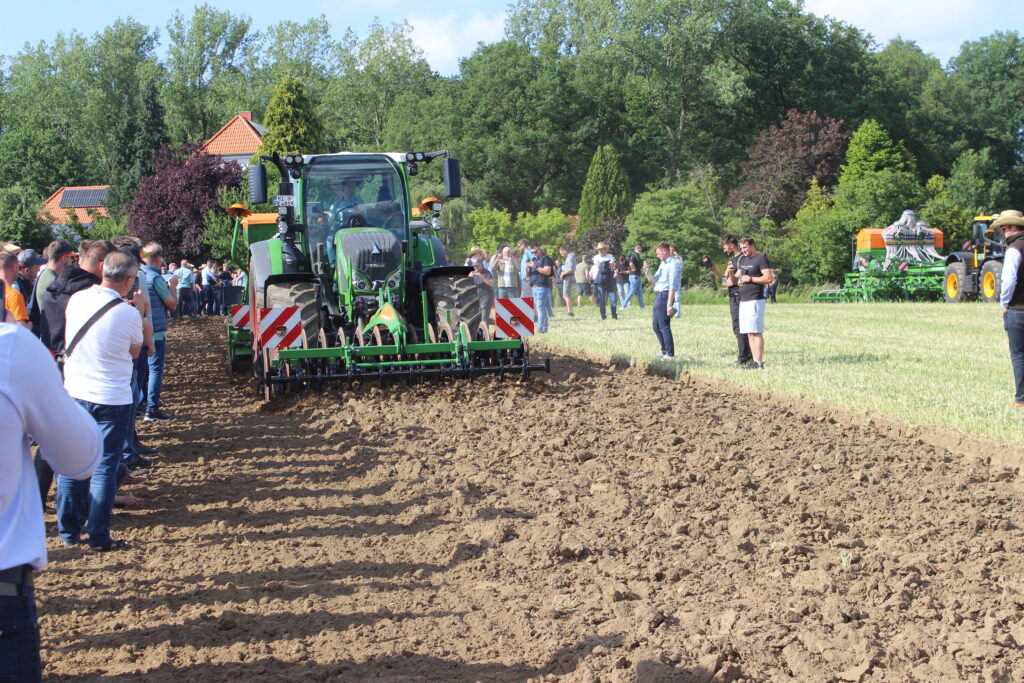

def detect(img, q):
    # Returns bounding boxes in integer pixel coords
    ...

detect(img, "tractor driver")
[326,176,366,268]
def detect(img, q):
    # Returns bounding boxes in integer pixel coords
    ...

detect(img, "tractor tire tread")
[427,275,482,332]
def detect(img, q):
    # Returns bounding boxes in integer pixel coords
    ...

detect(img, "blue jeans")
[0,585,42,682]
[617,282,629,304]
[652,291,674,357]
[624,275,644,308]
[531,286,552,332]
[1005,309,1024,403]
[56,401,132,548]
[497,287,518,300]
[146,338,166,414]
[595,286,617,319]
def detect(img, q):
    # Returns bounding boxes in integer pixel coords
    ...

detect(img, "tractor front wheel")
[981,260,1003,303]
[944,263,969,303]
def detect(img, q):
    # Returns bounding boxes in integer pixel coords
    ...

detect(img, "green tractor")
[226,150,547,399]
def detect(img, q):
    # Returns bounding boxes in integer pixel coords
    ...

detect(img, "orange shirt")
[4,283,28,322]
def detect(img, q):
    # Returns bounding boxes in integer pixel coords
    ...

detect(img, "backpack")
[596,259,615,288]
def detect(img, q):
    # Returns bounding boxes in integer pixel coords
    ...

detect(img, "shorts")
[739,299,765,334]
[561,276,575,298]
[577,282,592,297]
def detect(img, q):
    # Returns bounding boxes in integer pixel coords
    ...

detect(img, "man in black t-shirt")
[735,236,772,369]
[525,245,554,333]
[623,245,645,308]
[707,234,751,367]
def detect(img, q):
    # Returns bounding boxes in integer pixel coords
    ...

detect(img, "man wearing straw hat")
[996,210,1024,407]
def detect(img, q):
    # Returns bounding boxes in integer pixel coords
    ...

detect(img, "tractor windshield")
[304,155,408,261]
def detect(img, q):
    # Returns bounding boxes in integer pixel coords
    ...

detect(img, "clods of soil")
[38,317,1024,682]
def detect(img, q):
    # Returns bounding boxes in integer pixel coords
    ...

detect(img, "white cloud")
[408,10,506,76]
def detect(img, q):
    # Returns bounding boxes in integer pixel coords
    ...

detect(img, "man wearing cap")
[591,243,618,320]
[14,249,45,302]
[997,210,1024,407]
[0,252,30,329]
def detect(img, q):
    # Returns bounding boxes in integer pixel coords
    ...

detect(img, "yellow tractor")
[942,213,1005,302]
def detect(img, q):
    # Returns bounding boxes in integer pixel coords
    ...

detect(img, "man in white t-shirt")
[0,324,101,680]
[55,251,145,553]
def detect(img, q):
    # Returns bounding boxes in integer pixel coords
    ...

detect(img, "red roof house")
[42,185,110,227]
[199,111,266,165]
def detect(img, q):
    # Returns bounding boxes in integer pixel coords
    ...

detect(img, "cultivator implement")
[258,320,548,398]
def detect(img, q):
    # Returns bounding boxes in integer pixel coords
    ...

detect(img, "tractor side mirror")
[248,164,267,205]
[443,158,462,199]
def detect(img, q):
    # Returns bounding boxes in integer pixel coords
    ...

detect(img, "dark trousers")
[729,292,752,363]
[652,291,674,357]
[0,583,42,682]
[175,288,195,318]
[1005,309,1024,403]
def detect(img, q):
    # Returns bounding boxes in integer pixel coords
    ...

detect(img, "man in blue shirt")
[644,241,680,360]
[173,260,196,319]
[997,210,1024,407]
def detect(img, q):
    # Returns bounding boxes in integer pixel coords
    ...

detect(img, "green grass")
[535,298,1024,444]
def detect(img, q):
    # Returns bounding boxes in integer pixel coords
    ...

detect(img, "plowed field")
[39,317,1024,682]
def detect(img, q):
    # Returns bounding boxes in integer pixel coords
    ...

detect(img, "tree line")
[0,1,1020,285]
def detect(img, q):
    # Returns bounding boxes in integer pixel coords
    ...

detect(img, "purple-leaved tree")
[127,143,242,259]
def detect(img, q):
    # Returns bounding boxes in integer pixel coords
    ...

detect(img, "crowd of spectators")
[463,240,663,330]
[0,237,216,550]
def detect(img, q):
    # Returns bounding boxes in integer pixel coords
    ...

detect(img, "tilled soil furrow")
[37,317,1024,682]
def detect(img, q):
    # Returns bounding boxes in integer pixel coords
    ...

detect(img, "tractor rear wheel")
[427,275,482,332]
[266,281,321,347]
[944,263,969,303]
[981,260,1003,303]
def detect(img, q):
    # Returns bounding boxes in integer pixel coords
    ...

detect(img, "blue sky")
[2,1,1020,76]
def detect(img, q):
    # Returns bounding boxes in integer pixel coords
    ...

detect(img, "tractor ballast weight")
[227,151,546,399]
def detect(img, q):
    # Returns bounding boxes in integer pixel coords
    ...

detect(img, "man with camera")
[703,234,752,368]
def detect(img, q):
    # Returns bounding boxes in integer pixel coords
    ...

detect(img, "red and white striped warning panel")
[898,262,909,272]
[494,298,535,339]
[231,305,251,330]
[257,306,303,349]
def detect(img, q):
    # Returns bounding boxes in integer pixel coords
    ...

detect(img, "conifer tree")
[259,76,325,156]
[577,145,631,236]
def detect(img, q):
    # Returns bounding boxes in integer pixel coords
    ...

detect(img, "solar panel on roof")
[60,188,108,208]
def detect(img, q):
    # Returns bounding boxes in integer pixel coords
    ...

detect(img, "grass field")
[534,296,1024,444]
